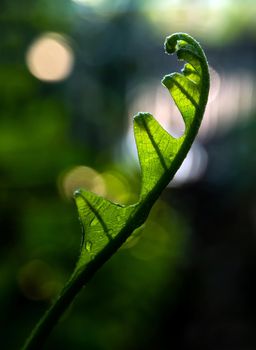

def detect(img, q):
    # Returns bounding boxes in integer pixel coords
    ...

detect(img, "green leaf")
[22,32,209,350]
[73,33,209,276]
[74,190,135,271]
[134,113,181,198]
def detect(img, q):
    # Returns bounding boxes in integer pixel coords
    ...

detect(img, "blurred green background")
[1,0,256,349]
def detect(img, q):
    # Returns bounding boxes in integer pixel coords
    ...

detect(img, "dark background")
[1,0,256,349]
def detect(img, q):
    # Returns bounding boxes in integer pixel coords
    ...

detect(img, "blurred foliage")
[1,0,256,349]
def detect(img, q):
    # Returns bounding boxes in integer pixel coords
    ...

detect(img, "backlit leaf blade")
[162,33,209,132]
[182,63,201,84]
[22,32,210,350]
[162,72,199,128]
[74,32,209,276]
[133,112,181,198]
[74,189,135,270]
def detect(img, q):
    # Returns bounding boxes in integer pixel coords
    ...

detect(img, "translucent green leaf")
[22,33,210,350]
[74,33,209,276]
[74,190,134,271]
[133,112,181,198]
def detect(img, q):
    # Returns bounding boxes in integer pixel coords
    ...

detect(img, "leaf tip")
[161,73,174,89]
[164,32,182,54]
[134,112,152,124]
[73,189,82,199]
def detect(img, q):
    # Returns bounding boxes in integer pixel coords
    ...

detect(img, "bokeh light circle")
[26,33,74,82]
[60,166,106,200]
